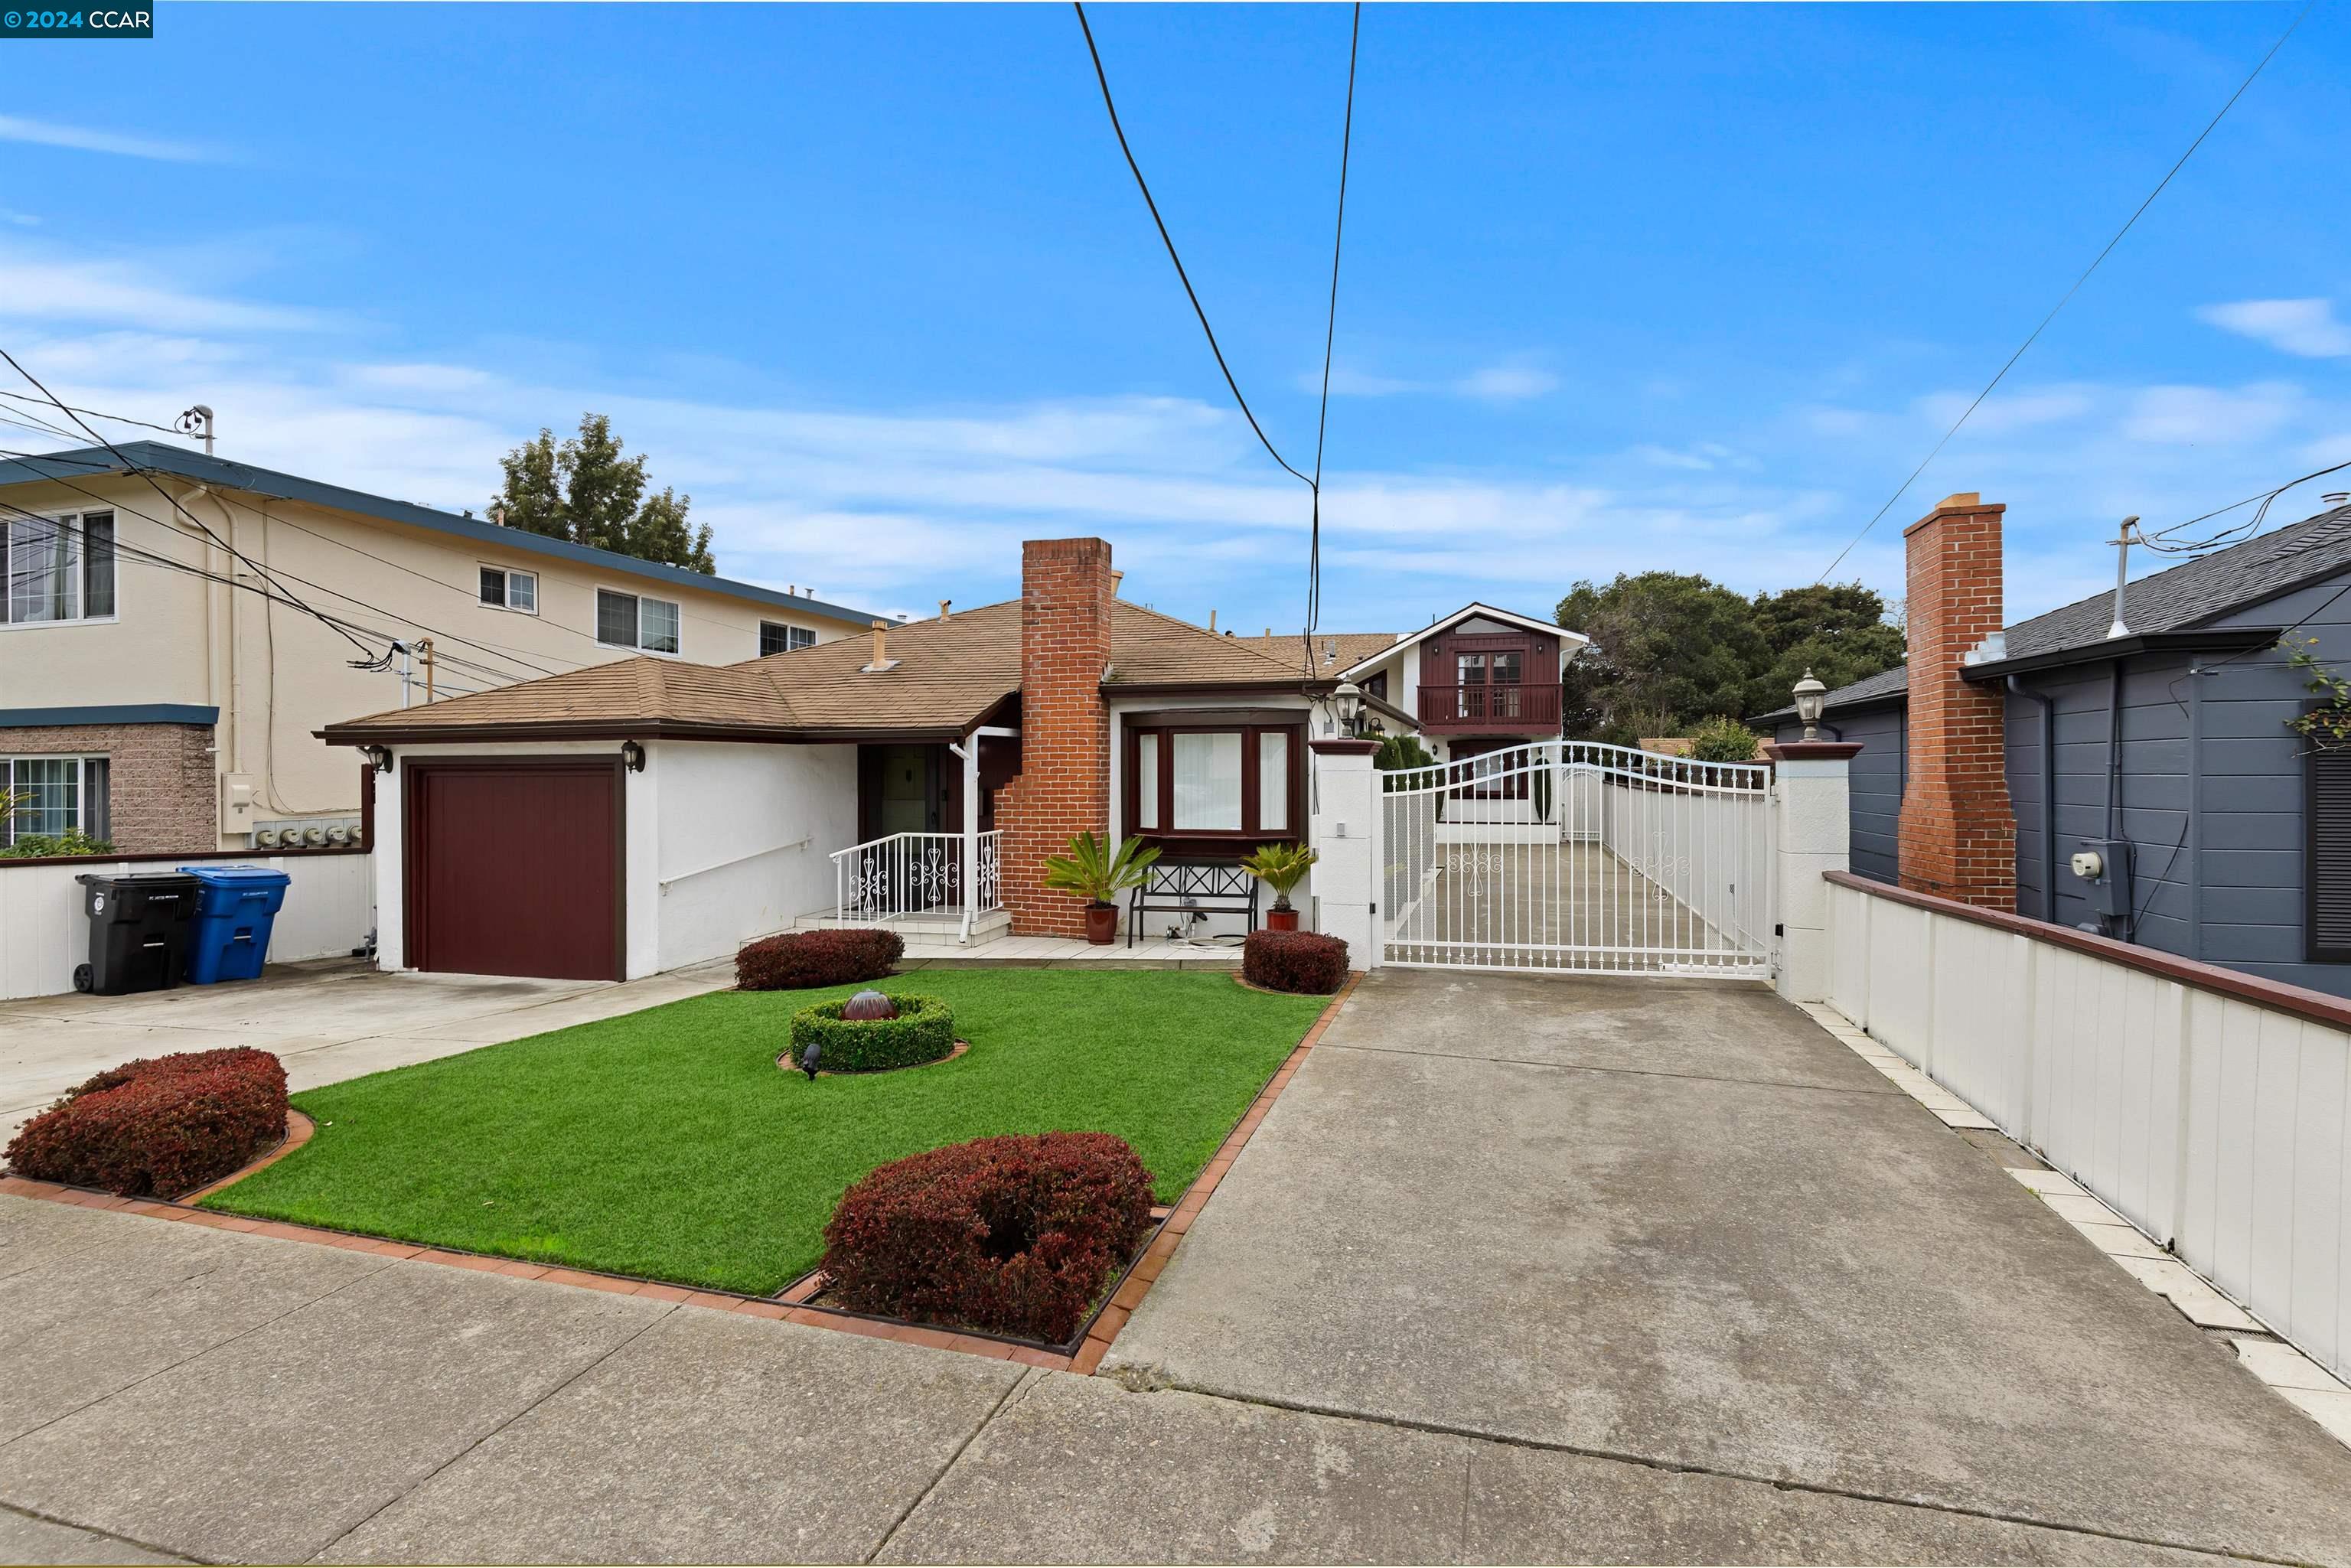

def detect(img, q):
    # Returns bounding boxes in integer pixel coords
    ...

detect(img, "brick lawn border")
[0,971,1362,1376]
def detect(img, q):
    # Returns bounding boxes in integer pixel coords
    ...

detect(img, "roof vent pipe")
[938,598,952,620]
[862,619,898,673]
[1209,609,1217,631]
[1110,569,1124,597]
[2105,516,2140,640]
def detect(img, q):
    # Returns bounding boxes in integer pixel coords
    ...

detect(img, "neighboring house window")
[760,621,818,656]
[1127,721,1303,843]
[2,755,109,844]
[596,588,681,654]
[1363,670,1388,702]
[2,511,115,625]
[478,566,537,614]
[2310,748,2351,961]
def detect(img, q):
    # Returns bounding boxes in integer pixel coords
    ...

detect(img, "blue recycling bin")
[178,865,292,984]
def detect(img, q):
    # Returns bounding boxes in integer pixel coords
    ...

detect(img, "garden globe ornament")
[1793,668,1828,742]
[841,989,898,1021]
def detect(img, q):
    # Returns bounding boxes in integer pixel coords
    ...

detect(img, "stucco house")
[0,443,876,856]
[320,536,1590,983]
[1757,491,2351,999]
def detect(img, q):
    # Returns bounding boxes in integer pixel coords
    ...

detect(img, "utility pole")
[2105,516,2141,640]
[175,405,215,456]
[396,641,412,709]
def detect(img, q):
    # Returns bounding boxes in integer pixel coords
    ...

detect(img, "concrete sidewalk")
[0,1195,2264,1565]
[0,957,735,1143]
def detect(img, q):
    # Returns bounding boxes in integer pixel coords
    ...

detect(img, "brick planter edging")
[0,973,1364,1376]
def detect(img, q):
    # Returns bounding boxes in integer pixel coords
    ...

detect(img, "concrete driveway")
[1106,968,2351,1565]
[1,957,733,1143]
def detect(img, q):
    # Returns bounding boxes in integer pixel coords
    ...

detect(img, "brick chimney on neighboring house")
[995,537,1115,937]
[1897,493,2017,909]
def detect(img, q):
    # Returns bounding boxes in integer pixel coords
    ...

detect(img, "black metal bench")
[1128,861,1260,947]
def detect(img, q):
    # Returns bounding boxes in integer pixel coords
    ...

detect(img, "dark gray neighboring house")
[1755,501,2351,999]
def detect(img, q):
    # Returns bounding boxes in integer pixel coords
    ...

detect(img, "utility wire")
[0,347,379,659]
[0,388,185,439]
[1074,1,1314,489]
[1302,2,1361,670]
[2141,457,2351,555]
[1815,0,2313,583]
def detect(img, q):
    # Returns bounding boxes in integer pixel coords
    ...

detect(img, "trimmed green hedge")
[787,993,956,1074]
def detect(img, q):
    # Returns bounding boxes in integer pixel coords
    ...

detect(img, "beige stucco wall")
[0,473,869,847]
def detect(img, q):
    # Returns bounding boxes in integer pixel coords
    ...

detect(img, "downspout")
[2006,674,2056,923]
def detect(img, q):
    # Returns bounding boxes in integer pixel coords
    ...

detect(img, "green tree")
[1555,572,1766,743]
[1743,582,1906,718]
[489,414,716,573]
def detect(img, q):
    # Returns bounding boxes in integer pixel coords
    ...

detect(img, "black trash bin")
[74,872,201,996]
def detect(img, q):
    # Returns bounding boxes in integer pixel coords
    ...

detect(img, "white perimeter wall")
[1828,877,2351,1384]
[652,739,856,971]
[0,852,373,1000]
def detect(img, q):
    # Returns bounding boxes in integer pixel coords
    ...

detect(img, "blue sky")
[2,2,2346,637]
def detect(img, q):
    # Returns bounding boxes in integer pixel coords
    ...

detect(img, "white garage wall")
[651,739,857,971]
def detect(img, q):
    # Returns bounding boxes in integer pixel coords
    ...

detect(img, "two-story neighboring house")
[1238,603,1587,798]
[0,442,879,853]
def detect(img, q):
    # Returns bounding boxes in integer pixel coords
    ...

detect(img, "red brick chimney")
[996,538,1114,937]
[1897,493,2016,909]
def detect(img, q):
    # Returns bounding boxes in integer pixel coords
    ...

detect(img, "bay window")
[3,511,115,624]
[1125,715,1303,847]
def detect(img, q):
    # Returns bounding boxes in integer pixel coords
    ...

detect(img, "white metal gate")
[1379,741,1773,976]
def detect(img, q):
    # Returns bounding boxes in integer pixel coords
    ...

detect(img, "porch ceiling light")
[1792,669,1828,741]
[1332,678,1365,735]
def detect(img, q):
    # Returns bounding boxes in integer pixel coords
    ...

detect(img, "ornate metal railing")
[830,831,1003,931]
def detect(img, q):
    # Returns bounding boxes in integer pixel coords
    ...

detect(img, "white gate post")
[1308,738,1383,970]
[1762,739,1860,1002]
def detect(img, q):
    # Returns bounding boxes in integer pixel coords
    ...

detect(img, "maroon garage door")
[404,758,624,981]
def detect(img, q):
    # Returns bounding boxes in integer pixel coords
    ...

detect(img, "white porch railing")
[830,830,1002,934]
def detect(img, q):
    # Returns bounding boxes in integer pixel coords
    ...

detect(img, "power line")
[1815,0,2314,583]
[0,347,380,659]
[1303,2,1361,670]
[1073,2,1313,490]
[2141,457,2351,555]
[0,388,185,439]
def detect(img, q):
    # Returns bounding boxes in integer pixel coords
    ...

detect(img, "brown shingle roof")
[1230,631,1401,675]
[322,598,1317,742]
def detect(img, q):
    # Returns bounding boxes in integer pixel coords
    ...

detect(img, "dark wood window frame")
[1123,713,1306,857]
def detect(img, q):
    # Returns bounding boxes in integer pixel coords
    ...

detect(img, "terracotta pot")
[1084,903,1119,944]
[1266,907,1300,932]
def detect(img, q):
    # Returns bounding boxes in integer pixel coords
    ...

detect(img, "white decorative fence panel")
[1826,875,2351,1384]
[0,852,374,1001]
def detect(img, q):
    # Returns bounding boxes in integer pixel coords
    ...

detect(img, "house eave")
[1961,626,2283,683]
[318,719,968,747]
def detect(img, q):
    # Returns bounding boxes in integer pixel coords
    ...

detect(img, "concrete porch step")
[791,909,1012,947]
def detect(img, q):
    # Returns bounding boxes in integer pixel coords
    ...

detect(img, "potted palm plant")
[1042,832,1160,944]
[1240,842,1317,932]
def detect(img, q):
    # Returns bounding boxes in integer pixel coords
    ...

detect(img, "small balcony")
[1416,682,1563,734]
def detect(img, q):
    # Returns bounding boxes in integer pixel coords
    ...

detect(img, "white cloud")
[0,209,39,228]
[1454,365,1558,401]
[0,113,215,164]
[0,253,326,333]
[2121,383,2298,445]
[2197,298,2351,359]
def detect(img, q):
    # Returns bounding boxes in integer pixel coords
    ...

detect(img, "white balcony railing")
[830,830,1002,940]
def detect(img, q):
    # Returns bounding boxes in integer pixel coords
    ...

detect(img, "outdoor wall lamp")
[1332,678,1365,736]
[1792,669,1828,741]
[621,740,647,772]
[362,745,393,774]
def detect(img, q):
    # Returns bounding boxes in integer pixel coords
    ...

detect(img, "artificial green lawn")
[204,969,1328,1295]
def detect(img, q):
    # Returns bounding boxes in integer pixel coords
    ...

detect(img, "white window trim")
[595,585,684,657]
[2,752,106,843]
[477,564,540,617]
[0,510,121,633]
[759,620,819,657]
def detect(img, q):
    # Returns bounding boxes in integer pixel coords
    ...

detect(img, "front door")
[878,745,936,835]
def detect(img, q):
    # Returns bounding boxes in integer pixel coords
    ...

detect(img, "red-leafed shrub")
[5,1047,287,1199]
[821,1132,1155,1345]
[735,927,905,990]
[1243,930,1349,994]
